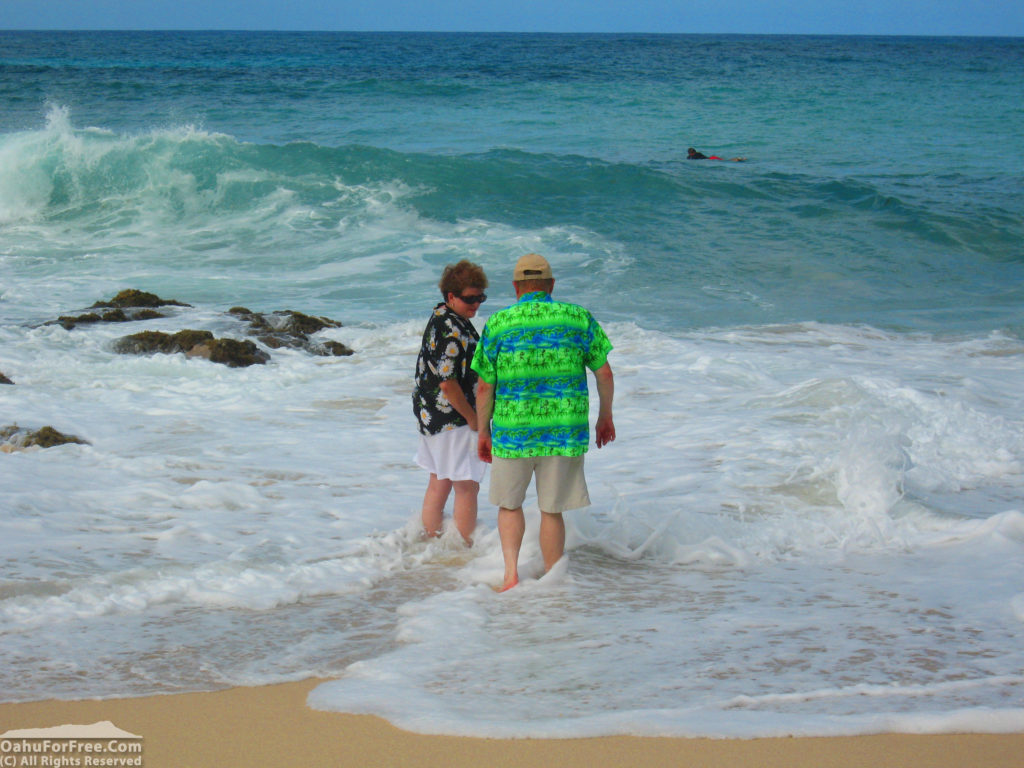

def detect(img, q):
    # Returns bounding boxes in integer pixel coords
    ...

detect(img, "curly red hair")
[439,260,488,297]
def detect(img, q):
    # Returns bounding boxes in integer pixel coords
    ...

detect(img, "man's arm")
[592,362,615,448]
[476,379,494,463]
[439,379,477,431]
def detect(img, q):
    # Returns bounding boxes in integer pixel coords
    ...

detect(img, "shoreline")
[1,680,1022,768]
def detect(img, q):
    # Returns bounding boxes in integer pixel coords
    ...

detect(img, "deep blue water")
[2,32,1023,333]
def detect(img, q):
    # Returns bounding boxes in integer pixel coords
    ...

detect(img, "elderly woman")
[412,260,489,542]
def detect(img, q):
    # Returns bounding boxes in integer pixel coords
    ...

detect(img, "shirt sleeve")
[470,325,497,384]
[584,314,613,371]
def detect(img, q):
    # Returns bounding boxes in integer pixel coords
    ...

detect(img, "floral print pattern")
[413,302,480,435]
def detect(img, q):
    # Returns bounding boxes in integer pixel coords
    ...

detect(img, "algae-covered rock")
[316,340,355,357]
[229,307,341,338]
[228,307,351,356]
[57,309,136,329]
[56,294,350,363]
[1,424,89,451]
[112,330,175,355]
[57,312,102,328]
[53,290,189,330]
[186,338,270,367]
[113,330,215,356]
[114,329,268,367]
[170,329,217,351]
[278,310,342,336]
[91,289,191,309]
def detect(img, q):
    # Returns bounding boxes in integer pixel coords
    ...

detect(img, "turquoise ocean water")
[2,32,1024,737]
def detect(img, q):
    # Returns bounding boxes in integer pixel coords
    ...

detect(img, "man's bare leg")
[497,506,525,590]
[539,510,565,572]
[452,479,479,545]
[421,474,452,538]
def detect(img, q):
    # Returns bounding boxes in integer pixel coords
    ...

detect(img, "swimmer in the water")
[688,147,745,162]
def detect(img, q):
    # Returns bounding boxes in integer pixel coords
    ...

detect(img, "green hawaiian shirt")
[471,292,612,458]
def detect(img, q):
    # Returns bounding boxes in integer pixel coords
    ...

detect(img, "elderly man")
[471,253,615,591]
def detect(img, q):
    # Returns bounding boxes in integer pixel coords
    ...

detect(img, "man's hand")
[475,379,494,462]
[595,415,616,448]
[478,432,493,463]
[593,362,615,449]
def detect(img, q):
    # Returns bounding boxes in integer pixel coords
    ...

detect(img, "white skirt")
[415,424,487,483]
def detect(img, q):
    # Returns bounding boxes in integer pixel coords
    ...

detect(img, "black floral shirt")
[413,302,480,435]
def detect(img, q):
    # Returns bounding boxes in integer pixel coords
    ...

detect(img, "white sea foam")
[3,309,1024,736]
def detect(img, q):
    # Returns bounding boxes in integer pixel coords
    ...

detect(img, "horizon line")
[2,28,1023,39]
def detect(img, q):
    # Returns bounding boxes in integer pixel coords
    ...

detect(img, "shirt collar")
[517,291,551,303]
[436,301,475,329]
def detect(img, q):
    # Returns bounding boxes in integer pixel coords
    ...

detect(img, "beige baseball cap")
[513,253,553,281]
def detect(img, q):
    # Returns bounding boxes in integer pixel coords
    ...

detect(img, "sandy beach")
[0,679,1020,768]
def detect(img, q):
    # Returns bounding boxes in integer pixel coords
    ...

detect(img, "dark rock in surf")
[91,290,191,310]
[113,329,269,367]
[58,309,130,329]
[1,424,89,451]
[185,338,270,368]
[54,293,352,363]
[0,372,12,385]
[53,290,189,329]
[318,340,356,357]
[229,307,353,357]
[113,329,214,356]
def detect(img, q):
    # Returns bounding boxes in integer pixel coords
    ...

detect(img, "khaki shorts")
[489,455,591,514]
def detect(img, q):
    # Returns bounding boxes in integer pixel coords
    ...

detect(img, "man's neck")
[517,290,550,301]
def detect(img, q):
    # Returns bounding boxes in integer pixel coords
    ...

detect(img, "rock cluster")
[48,290,354,367]
[1,424,89,452]
[54,289,191,330]
[113,330,270,368]
[229,307,354,357]
[3,291,358,451]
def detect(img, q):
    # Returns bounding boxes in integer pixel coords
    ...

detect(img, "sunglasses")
[457,293,487,304]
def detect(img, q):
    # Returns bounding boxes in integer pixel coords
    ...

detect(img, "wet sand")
[1,679,1021,767]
